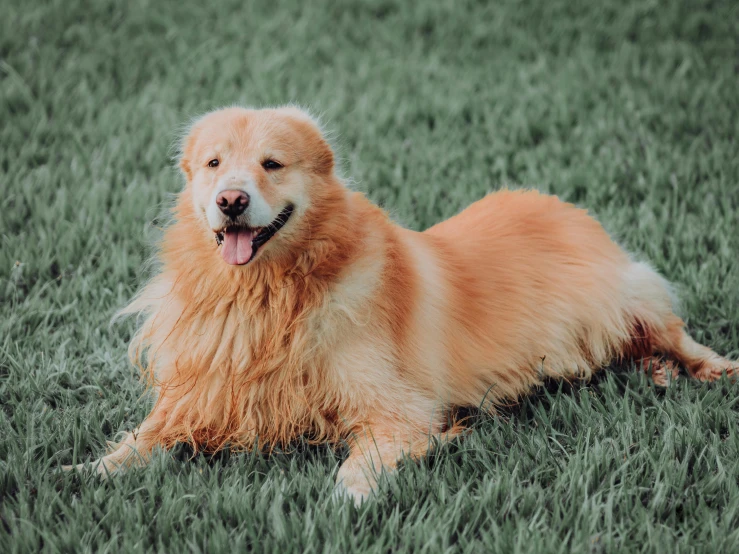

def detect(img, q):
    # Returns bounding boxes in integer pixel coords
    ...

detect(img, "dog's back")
[418,190,672,404]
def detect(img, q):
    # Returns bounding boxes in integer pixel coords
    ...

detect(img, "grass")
[1,0,739,551]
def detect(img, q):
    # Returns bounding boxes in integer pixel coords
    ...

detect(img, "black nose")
[216,190,250,219]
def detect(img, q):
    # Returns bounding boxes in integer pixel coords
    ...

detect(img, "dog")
[66,106,737,503]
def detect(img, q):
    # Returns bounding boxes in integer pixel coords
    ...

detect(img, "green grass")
[2,0,739,551]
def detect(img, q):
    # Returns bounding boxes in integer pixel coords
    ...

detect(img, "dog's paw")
[60,458,117,478]
[691,358,738,382]
[332,481,372,507]
[639,357,679,387]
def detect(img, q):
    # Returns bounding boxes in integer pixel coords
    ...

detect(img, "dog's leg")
[621,263,736,382]
[63,412,165,477]
[334,426,430,505]
[334,420,461,505]
[659,322,738,382]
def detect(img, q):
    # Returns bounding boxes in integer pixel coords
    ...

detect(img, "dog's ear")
[306,127,335,176]
[278,107,334,175]
[178,124,201,180]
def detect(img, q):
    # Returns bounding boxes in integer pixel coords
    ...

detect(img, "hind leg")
[620,263,736,382]
[657,319,737,382]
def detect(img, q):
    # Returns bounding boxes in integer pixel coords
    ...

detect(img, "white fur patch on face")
[206,171,277,230]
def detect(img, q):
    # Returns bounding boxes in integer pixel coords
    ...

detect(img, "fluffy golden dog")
[68,106,737,502]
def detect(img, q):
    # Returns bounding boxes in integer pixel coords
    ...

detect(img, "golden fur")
[67,106,737,502]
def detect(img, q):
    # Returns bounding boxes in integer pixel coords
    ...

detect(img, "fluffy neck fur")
[125,182,386,452]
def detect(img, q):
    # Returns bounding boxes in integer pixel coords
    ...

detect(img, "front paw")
[332,480,372,507]
[60,458,118,478]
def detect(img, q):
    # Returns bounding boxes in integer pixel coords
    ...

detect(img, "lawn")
[2,0,739,551]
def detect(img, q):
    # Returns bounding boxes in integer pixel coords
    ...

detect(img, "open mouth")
[215,204,294,265]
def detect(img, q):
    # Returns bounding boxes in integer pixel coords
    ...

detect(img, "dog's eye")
[207,159,220,168]
[262,159,283,171]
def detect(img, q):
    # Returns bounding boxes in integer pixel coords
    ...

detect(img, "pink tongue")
[221,228,256,265]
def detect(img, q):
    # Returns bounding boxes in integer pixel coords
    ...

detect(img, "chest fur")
[134,263,388,448]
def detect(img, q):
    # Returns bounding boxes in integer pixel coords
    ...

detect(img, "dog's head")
[179,106,337,265]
